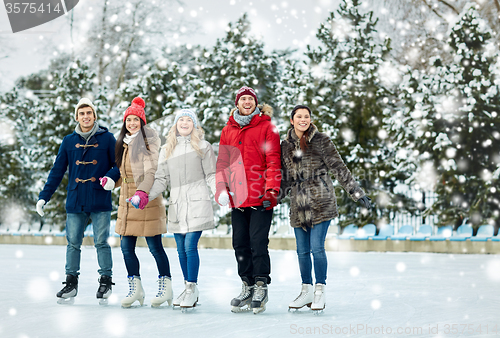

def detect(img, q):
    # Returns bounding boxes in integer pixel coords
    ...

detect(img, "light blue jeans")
[293,220,331,285]
[174,231,202,283]
[65,211,112,277]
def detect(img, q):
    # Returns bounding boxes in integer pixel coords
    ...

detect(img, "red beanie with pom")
[123,97,147,124]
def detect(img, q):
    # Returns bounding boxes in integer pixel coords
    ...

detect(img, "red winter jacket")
[215,104,281,208]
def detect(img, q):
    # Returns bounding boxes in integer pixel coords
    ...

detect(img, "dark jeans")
[293,220,330,285]
[120,235,171,278]
[174,231,202,283]
[231,206,273,285]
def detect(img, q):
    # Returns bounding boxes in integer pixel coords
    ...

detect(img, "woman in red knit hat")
[100,97,172,308]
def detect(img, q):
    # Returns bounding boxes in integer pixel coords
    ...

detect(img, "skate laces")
[98,277,114,293]
[293,285,311,302]
[314,286,324,303]
[254,283,267,301]
[237,284,252,300]
[126,277,137,297]
[155,277,169,297]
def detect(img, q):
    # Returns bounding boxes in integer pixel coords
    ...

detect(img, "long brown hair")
[290,105,312,151]
[115,119,150,168]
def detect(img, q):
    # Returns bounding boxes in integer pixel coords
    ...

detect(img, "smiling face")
[125,115,141,135]
[291,108,311,138]
[176,116,194,136]
[76,106,96,132]
[237,94,257,116]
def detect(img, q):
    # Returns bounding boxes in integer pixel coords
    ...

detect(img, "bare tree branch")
[420,0,444,19]
[493,0,500,17]
[436,0,459,14]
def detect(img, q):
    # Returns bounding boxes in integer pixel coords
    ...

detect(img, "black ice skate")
[56,274,78,305]
[230,280,254,313]
[250,277,268,314]
[96,275,115,305]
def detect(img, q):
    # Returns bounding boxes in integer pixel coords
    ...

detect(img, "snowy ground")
[2,245,500,338]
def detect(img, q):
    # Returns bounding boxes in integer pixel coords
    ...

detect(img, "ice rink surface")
[1,244,500,338]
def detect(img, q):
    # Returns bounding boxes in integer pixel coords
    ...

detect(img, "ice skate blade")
[231,305,252,313]
[121,304,145,309]
[253,306,266,314]
[57,297,75,305]
[180,306,196,313]
[121,301,145,309]
[288,303,312,312]
[98,298,109,306]
[312,309,324,315]
[151,303,172,309]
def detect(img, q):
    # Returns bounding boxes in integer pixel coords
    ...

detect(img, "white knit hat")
[74,98,97,120]
[173,109,198,128]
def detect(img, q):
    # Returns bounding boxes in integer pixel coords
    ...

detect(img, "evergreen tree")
[0,90,40,228]
[33,61,105,227]
[114,55,188,137]
[190,14,283,143]
[306,0,413,227]
[274,59,317,134]
[398,5,500,228]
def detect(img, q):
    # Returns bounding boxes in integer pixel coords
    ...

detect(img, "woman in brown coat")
[102,97,171,308]
[280,105,371,313]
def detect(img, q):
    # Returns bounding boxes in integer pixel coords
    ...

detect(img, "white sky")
[0,0,342,91]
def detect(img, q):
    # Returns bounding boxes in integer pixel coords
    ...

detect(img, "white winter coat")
[149,136,216,233]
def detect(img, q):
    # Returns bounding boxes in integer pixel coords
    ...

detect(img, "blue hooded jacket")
[39,126,120,213]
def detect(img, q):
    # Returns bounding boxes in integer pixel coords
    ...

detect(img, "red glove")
[261,189,278,210]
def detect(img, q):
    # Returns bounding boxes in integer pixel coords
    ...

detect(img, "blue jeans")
[65,211,112,277]
[294,220,331,285]
[120,235,171,277]
[174,231,202,283]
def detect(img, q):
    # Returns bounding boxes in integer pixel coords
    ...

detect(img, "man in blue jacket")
[36,98,120,304]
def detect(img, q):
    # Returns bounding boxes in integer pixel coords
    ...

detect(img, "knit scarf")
[75,122,99,143]
[233,107,261,127]
[124,131,139,145]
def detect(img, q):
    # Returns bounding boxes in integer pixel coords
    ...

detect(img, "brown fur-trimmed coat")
[280,124,365,230]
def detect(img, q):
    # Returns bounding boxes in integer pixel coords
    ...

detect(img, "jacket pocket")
[188,195,212,218]
[167,200,179,223]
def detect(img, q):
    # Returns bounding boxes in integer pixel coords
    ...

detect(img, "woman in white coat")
[148,109,216,309]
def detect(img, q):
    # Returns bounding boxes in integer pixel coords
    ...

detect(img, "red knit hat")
[123,97,147,124]
[235,86,258,106]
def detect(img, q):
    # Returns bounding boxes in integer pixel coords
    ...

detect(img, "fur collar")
[230,103,273,118]
[286,123,319,144]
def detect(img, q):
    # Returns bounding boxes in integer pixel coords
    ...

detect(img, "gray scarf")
[75,122,99,143]
[233,107,261,127]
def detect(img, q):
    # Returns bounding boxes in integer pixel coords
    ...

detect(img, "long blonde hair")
[162,123,206,161]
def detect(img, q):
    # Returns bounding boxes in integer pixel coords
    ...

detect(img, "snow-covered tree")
[190,14,283,143]
[32,61,106,227]
[306,0,414,228]
[274,59,317,135]
[398,5,500,228]
[0,90,40,228]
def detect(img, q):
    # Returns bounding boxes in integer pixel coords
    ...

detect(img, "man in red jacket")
[215,86,281,314]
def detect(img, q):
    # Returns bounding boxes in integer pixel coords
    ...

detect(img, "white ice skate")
[251,278,268,315]
[311,283,325,315]
[180,282,199,313]
[230,280,254,313]
[288,284,313,312]
[121,276,145,308]
[151,276,173,308]
[172,281,187,309]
